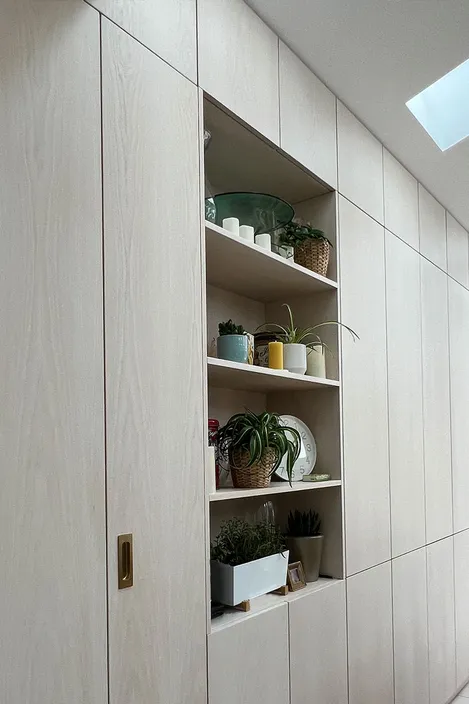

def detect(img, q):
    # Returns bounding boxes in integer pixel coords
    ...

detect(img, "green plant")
[211,518,286,566]
[218,410,300,484]
[218,319,246,336]
[286,509,322,537]
[278,220,333,248]
[257,303,359,352]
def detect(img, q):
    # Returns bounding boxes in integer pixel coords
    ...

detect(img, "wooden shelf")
[211,578,342,633]
[205,221,338,301]
[210,480,341,502]
[207,357,339,393]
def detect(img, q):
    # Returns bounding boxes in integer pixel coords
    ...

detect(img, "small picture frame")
[287,561,306,591]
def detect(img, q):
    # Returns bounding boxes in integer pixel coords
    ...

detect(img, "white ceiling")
[247,0,469,230]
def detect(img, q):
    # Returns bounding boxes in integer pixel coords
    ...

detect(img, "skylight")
[406,58,469,151]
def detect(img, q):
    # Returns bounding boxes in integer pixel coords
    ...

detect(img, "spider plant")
[218,410,301,485]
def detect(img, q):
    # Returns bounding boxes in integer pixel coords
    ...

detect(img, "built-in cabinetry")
[454,530,469,688]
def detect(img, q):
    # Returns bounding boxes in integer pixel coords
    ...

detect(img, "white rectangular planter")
[211,551,289,606]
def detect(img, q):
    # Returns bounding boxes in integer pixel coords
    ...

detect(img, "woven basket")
[294,239,330,276]
[230,447,277,489]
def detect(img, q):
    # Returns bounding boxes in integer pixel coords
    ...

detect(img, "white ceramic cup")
[255,233,271,251]
[222,217,239,236]
[239,225,255,243]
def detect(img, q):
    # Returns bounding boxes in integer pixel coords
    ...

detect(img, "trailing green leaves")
[211,518,286,566]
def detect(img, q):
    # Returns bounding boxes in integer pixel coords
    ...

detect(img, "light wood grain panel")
[421,259,453,543]
[88,0,196,82]
[337,102,384,223]
[427,537,456,704]
[383,149,419,248]
[347,562,394,704]
[0,1,106,701]
[419,185,447,271]
[279,42,337,187]
[208,604,289,704]
[392,549,429,704]
[289,581,347,704]
[386,232,425,556]
[339,197,390,575]
[449,279,469,533]
[198,0,279,145]
[102,20,206,704]
[455,530,469,687]
[447,213,469,288]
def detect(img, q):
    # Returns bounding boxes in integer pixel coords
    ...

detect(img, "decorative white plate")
[274,415,317,482]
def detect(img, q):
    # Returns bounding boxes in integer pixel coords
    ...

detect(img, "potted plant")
[218,410,300,488]
[211,518,289,605]
[217,319,251,364]
[285,509,323,582]
[278,220,332,276]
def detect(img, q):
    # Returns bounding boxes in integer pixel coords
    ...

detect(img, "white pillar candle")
[222,217,239,236]
[255,233,271,251]
[239,225,255,243]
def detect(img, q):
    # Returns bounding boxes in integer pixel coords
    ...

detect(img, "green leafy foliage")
[278,221,333,248]
[218,319,246,336]
[217,410,301,484]
[286,509,322,537]
[211,518,286,566]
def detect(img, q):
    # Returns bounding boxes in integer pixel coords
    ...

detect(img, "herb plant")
[286,509,322,537]
[278,221,333,248]
[218,319,246,336]
[211,518,286,566]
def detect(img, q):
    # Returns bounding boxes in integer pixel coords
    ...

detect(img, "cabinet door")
[427,537,456,704]
[392,549,429,704]
[347,562,394,704]
[449,280,469,532]
[279,42,337,188]
[447,213,469,288]
[209,605,289,704]
[102,21,206,704]
[88,0,197,82]
[340,197,390,575]
[289,583,347,704]
[0,2,106,702]
[386,232,425,557]
[455,530,469,687]
[421,259,453,542]
[198,0,279,144]
[383,149,419,249]
[419,185,447,271]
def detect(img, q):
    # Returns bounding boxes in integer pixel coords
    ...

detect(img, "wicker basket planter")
[230,447,277,489]
[294,238,330,276]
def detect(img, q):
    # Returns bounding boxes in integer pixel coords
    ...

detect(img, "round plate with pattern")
[274,415,317,482]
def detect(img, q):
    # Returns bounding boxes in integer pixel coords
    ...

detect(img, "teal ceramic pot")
[217,335,249,363]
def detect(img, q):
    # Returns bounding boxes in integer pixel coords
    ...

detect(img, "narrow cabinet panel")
[392,549,429,704]
[383,149,419,249]
[102,21,206,704]
[347,562,394,704]
[386,232,425,556]
[447,213,469,288]
[289,583,347,704]
[455,530,469,687]
[419,185,447,271]
[339,197,390,575]
[209,606,289,704]
[421,259,453,542]
[427,537,456,704]
[0,2,106,702]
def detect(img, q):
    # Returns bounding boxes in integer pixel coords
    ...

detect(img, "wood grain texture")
[392,549,429,704]
[454,530,469,687]
[421,259,453,543]
[383,149,419,249]
[87,0,197,82]
[339,197,390,575]
[208,604,289,704]
[386,232,425,557]
[102,20,206,704]
[337,102,384,224]
[279,42,337,188]
[447,213,469,288]
[347,562,394,704]
[0,1,106,702]
[419,185,447,271]
[289,581,347,704]
[198,0,280,145]
[427,537,456,704]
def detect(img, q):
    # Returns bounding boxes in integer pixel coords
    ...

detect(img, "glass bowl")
[206,192,294,235]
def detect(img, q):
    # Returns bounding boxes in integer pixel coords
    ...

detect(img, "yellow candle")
[268,341,283,370]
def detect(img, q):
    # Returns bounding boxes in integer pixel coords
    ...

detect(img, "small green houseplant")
[285,509,323,582]
[217,318,250,364]
[218,410,300,488]
[278,220,332,276]
[211,518,289,605]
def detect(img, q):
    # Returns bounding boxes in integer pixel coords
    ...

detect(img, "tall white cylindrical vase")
[283,343,307,375]
[306,347,326,378]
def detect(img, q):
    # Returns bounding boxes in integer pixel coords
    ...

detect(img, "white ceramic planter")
[283,343,307,375]
[211,551,289,606]
[306,346,326,378]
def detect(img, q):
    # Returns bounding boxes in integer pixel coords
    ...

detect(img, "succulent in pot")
[278,220,333,276]
[217,319,252,364]
[285,509,323,582]
[218,410,300,488]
